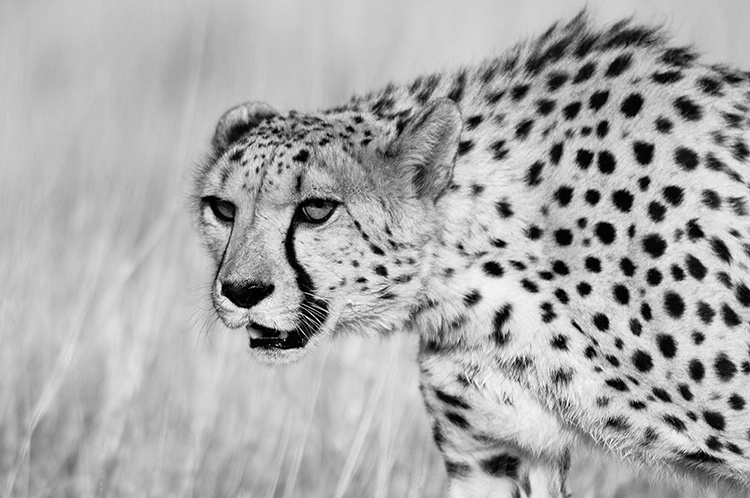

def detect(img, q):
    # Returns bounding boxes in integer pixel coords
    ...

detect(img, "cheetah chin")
[192,9,750,496]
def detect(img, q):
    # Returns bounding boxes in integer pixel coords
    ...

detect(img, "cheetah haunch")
[192,12,750,496]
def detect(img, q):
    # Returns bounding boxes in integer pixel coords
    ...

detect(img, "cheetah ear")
[386,99,462,201]
[212,101,279,154]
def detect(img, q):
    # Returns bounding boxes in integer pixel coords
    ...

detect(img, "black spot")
[612,190,633,212]
[729,394,746,411]
[540,302,557,323]
[490,140,509,161]
[697,77,723,96]
[606,378,629,391]
[526,225,543,240]
[553,368,574,385]
[547,72,569,91]
[593,313,609,331]
[597,151,616,174]
[292,149,309,163]
[705,436,722,452]
[536,99,556,115]
[630,400,646,410]
[632,350,653,372]
[642,234,667,258]
[674,147,699,170]
[655,117,673,133]
[721,304,741,327]
[576,149,594,170]
[585,257,601,273]
[715,352,737,382]
[549,142,564,165]
[701,189,721,209]
[686,219,705,241]
[496,201,514,218]
[692,331,705,345]
[661,47,697,67]
[596,120,609,137]
[552,260,570,275]
[551,334,568,350]
[662,186,684,206]
[641,302,653,321]
[606,54,632,77]
[646,268,662,286]
[652,70,683,84]
[493,304,513,346]
[604,416,630,431]
[697,302,715,324]
[574,62,597,83]
[621,93,644,118]
[457,140,474,156]
[521,279,539,293]
[620,258,635,277]
[516,119,534,139]
[632,141,654,165]
[595,222,616,244]
[664,415,686,432]
[510,85,530,101]
[735,283,750,306]
[447,70,467,103]
[370,244,385,256]
[563,102,582,120]
[589,90,609,111]
[653,388,672,402]
[374,265,388,277]
[613,284,629,305]
[481,453,520,479]
[656,334,677,358]
[648,202,666,223]
[483,261,504,277]
[689,359,705,382]
[663,291,685,318]
[629,318,642,336]
[552,186,573,207]
[463,290,482,307]
[554,229,573,246]
[711,237,732,263]
[703,411,726,431]
[605,355,620,367]
[679,384,693,401]
[584,189,600,205]
[674,96,703,121]
[577,282,592,296]
[733,141,749,162]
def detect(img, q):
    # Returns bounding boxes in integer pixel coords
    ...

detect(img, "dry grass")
[2,1,749,496]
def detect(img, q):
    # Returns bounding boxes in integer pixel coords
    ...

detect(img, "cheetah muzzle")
[192,10,750,497]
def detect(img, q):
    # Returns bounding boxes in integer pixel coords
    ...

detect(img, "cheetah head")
[192,100,462,364]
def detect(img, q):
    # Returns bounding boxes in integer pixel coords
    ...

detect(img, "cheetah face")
[193,100,461,364]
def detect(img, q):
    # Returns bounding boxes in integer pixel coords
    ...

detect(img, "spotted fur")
[192,12,750,497]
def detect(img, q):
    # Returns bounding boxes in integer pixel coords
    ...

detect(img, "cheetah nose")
[221,280,275,308]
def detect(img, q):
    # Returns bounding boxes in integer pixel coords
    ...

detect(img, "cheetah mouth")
[247,322,308,350]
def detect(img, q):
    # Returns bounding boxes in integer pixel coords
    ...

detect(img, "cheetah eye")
[299,199,338,224]
[205,196,236,223]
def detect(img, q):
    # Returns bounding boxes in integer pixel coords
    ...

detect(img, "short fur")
[191,11,750,497]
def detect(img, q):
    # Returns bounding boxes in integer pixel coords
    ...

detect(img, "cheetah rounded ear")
[212,101,279,154]
[385,99,462,201]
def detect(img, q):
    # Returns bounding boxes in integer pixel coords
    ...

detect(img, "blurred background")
[2,1,750,496]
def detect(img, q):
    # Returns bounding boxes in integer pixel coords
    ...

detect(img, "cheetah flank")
[191,12,750,497]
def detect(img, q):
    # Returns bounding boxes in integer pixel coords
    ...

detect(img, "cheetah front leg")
[430,416,571,498]
[420,352,576,498]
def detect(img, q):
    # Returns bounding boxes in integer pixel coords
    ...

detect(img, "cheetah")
[191,12,750,497]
